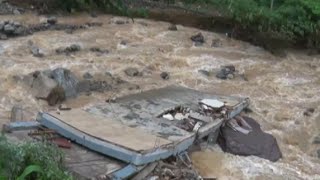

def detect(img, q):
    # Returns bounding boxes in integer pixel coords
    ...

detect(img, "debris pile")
[28,127,72,149]
[146,157,200,180]
[161,99,228,132]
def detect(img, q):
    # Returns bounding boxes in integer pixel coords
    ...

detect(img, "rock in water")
[124,67,140,77]
[83,72,93,79]
[3,24,14,33]
[47,86,66,106]
[47,16,57,25]
[30,46,44,57]
[0,23,4,31]
[218,116,282,162]
[31,72,58,99]
[66,44,81,52]
[160,72,170,80]
[51,68,79,98]
[191,32,205,44]
[168,24,177,31]
[198,69,210,77]
[216,65,236,80]
[211,38,222,47]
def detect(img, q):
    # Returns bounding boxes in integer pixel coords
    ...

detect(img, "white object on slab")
[193,122,203,132]
[174,113,185,121]
[200,99,224,108]
[162,114,174,121]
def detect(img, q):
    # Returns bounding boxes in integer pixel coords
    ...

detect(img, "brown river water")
[0,13,319,179]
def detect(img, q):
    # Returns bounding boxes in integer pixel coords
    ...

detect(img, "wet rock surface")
[89,47,109,54]
[216,65,236,80]
[160,72,170,80]
[191,32,205,45]
[313,134,320,144]
[168,24,177,31]
[124,67,141,77]
[211,38,222,47]
[56,44,81,55]
[198,69,211,77]
[303,108,315,116]
[51,68,79,98]
[83,72,93,79]
[46,16,57,25]
[218,116,282,162]
[24,71,65,106]
[0,20,28,37]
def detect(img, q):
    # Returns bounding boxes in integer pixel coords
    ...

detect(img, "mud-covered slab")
[47,109,172,152]
[38,86,249,166]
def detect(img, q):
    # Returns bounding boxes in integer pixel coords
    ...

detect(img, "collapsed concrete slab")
[37,86,249,168]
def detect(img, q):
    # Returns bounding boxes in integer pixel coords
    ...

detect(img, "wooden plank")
[49,109,171,152]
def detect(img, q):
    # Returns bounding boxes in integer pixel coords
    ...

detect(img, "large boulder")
[218,116,282,162]
[51,68,79,98]
[28,71,65,106]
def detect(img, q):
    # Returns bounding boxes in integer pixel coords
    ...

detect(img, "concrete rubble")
[2,86,282,179]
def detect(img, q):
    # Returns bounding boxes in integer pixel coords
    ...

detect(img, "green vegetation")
[0,136,72,180]
[180,0,320,48]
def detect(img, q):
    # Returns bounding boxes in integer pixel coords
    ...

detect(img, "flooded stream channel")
[0,13,319,179]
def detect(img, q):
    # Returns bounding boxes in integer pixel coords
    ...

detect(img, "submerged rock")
[56,44,81,54]
[90,47,109,54]
[160,72,170,80]
[303,108,315,116]
[198,69,210,77]
[313,134,320,144]
[211,38,222,47]
[83,72,93,79]
[218,116,282,162]
[30,46,45,57]
[47,16,57,25]
[216,65,236,80]
[0,20,27,36]
[191,32,205,45]
[124,67,141,77]
[168,24,177,31]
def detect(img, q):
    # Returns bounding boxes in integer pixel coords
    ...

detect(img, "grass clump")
[0,136,72,180]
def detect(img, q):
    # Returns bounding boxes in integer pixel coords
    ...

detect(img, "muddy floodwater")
[0,13,319,179]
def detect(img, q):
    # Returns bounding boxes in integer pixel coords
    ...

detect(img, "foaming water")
[0,13,319,179]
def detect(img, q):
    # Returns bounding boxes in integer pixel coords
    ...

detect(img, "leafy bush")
[184,0,320,48]
[0,136,72,180]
